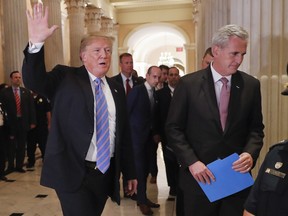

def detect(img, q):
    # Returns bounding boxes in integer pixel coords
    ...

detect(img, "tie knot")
[126,78,130,83]
[95,78,102,86]
[220,77,228,85]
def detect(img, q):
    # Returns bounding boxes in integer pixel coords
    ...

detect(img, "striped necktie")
[95,78,110,173]
[14,88,21,117]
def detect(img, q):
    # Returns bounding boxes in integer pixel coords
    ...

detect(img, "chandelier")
[158,52,174,67]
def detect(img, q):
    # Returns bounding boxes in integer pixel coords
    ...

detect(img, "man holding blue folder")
[166,24,264,216]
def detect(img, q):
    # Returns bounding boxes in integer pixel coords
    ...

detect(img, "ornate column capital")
[100,16,114,36]
[85,4,103,33]
[64,0,85,14]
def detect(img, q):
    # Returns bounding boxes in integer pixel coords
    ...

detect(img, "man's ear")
[80,52,86,62]
[212,45,220,57]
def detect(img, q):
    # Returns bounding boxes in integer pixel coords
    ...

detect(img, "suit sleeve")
[116,85,136,180]
[22,45,67,100]
[243,79,265,164]
[165,78,199,167]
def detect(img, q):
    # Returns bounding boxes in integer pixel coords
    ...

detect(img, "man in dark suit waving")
[166,24,265,216]
[23,3,137,216]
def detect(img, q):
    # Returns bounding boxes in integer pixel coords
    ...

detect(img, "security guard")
[243,139,288,216]
[26,92,51,168]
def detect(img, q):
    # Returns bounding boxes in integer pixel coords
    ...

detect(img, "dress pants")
[56,160,114,216]
[134,146,149,204]
[162,142,179,191]
[27,126,48,166]
[0,126,7,176]
[149,140,158,178]
[7,118,27,170]
[180,168,251,216]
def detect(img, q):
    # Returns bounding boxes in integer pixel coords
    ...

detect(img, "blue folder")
[198,153,254,202]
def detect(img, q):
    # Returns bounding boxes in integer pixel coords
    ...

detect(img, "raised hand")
[26,3,59,43]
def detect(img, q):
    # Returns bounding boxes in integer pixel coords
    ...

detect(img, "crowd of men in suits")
[0,4,269,215]
[111,51,182,215]
[0,48,180,216]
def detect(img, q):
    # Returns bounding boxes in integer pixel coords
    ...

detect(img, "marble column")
[2,0,28,82]
[100,16,113,36]
[0,0,4,83]
[110,24,119,77]
[184,43,196,74]
[85,4,102,34]
[100,16,116,77]
[192,0,200,70]
[64,0,85,67]
[42,0,64,71]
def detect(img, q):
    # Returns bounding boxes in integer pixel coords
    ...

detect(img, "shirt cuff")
[28,41,44,53]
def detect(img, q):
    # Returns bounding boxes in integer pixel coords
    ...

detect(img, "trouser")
[27,126,48,165]
[56,160,115,216]
[7,118,27,169]
[179,168,251,216]
[0,127,7,176]
[149,139,158,177]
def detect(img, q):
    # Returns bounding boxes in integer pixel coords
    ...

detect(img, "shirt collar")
[144,81,153,91]
[168,84,174,93]
[210,63,231,83]
[87,71,108,86]
[120,73,132,81]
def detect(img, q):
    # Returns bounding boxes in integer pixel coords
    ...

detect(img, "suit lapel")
[201,69,222,129]
[106,77,121,108]
[225,71,243,130]
[142,84,151,108]
[76,66,94,120]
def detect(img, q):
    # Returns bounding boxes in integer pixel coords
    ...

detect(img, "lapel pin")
[275,162,283,169]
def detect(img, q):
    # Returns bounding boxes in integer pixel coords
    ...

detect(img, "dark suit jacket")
[112,73,143,92]
[22,46,136,204]
[127,84,156,153]
[0,86,36,135]
[166,67,264,189]
[155,85,172,145]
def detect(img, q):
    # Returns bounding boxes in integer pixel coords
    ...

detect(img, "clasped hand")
[189,152,253,184]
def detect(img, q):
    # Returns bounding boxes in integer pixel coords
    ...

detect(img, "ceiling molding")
[110,0,192,10]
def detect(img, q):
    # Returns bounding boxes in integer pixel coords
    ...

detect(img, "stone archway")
[121,23,191,77]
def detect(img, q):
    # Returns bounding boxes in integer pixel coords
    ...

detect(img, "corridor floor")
[0,147,176,216]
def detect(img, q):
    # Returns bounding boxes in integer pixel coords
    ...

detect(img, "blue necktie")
[95,78,110,173]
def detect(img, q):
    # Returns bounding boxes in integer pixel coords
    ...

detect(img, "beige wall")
[0,0,4,83]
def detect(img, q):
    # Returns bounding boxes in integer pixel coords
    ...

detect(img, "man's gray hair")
[212,24,249,48]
